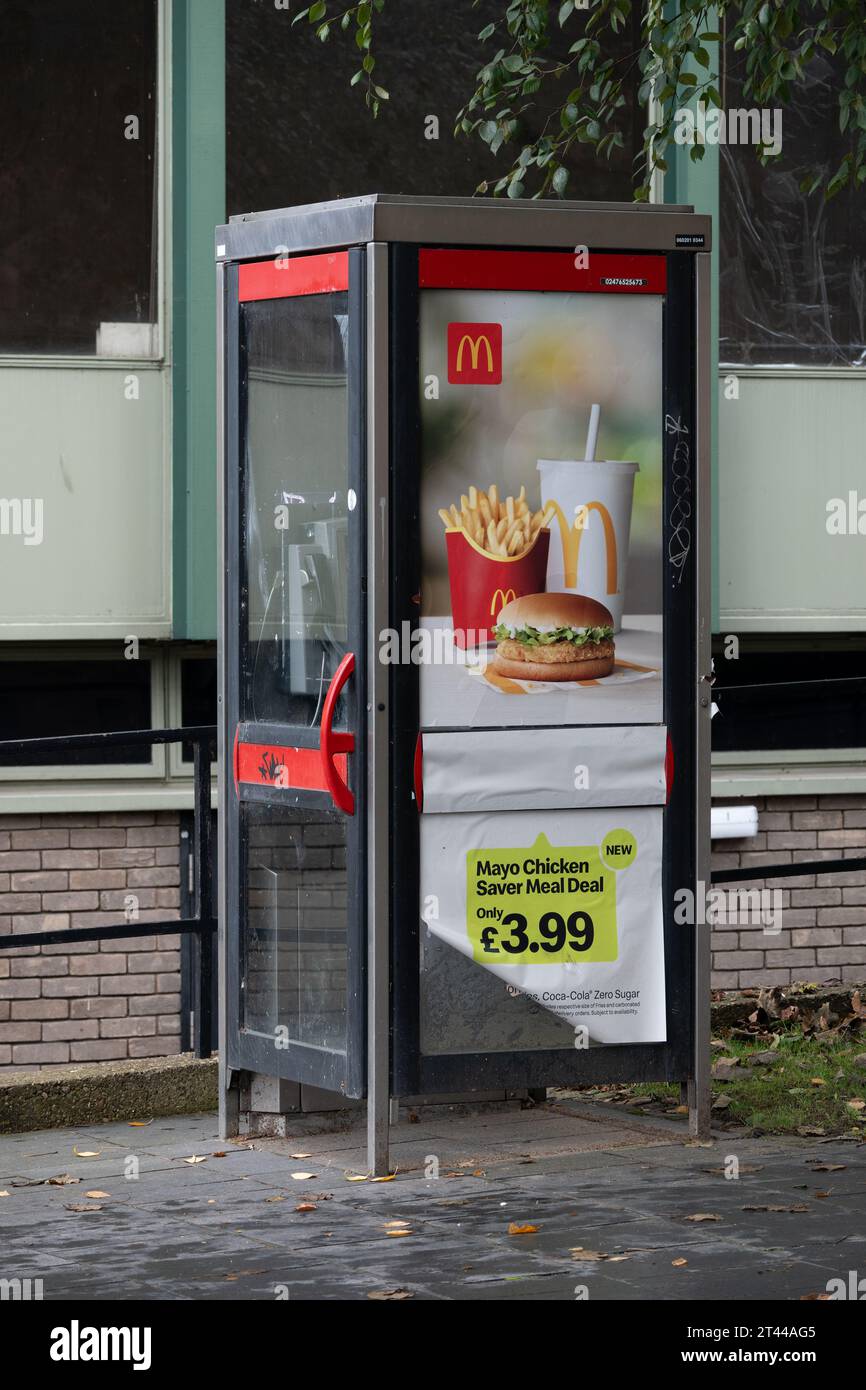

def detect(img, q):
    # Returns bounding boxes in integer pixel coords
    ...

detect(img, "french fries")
[437,484,554,558]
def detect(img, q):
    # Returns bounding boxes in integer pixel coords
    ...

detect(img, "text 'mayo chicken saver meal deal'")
[417,258,668,1043]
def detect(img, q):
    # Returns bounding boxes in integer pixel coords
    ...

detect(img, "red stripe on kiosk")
[238,251,349,302]
[418,249,667,295]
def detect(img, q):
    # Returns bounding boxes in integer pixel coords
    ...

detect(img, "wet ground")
[1,1099,863,1300]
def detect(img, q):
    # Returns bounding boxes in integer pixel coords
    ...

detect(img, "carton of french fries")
[437,483,554,649]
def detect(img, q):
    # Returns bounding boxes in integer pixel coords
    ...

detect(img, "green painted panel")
[718,373,866,631]
[172,0,225,638]
[0,367,169,636]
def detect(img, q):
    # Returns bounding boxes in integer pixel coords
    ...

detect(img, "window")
[226,0,645,215]
[0,649,164,779]
[719,22,866,367]
[179,654,217,764]
[712,639,866,758]
[0,0,159,356]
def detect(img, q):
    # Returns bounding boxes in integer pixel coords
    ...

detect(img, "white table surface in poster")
[419,615,662,730]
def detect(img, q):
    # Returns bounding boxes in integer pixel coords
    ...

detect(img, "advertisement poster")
[417,251,667,1043]
[420,806,666,1044]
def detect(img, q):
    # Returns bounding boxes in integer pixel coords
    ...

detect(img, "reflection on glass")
[243,804,348,1051]
[242,292,350,727]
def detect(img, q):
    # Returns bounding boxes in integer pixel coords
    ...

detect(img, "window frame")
[0,644,166,782]
[167,643,217,779]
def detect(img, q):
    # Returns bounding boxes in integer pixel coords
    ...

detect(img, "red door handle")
[320,651,356,815]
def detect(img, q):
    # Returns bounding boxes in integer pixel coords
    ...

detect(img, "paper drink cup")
[536,459,639,633]
[445,527,551,649]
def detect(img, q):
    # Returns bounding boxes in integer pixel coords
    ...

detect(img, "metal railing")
[0,726,217,1057]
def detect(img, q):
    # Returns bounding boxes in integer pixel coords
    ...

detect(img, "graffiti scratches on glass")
[665,414,691,585]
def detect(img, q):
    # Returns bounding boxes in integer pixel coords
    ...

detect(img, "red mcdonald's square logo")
[447,322,502,385]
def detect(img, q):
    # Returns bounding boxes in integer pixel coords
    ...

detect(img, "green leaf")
[559,1,574,24]
[552,165,570,194]
[478,23,495,40]
[309,1,326,22]
[507,180,525,199]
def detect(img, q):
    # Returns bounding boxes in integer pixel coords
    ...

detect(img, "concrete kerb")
[0,1053,218,1133]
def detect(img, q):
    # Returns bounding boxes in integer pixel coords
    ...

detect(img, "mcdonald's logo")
[490,587,517,616]
[546,499,619,594]
[447,322,502,385]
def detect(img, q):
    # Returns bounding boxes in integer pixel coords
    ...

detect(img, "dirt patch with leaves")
[567,984,866,1138]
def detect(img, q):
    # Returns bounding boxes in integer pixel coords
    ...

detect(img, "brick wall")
[0,812,182,1068]
[711,794,866,989]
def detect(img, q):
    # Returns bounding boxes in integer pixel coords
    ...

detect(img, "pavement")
[0,1097,864,1301]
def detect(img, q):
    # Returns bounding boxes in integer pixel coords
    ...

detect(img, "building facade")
[0,1,863,1066]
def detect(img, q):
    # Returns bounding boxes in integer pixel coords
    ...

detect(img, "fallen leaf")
[385,1229,412,1238]
[47,1174,80,1187]
[0,1191,8,1198]
[345,1175,368,1183]
[796,1125,826,1137]
[72,1149,101,1158]
[800,1292,831,1301]
[64,1202,103,1213]
[181,1156,208,1166]
[810,1077,826,1087]
[207,1199,216,1205]
[290,1153,313,1160]
[295,1203,318,1213]
[264,1195,286,1204]
[673,1104,689,1114]
[672,1258,688,1267]
[368,1289,414,1300]
[809,1163,846,1172]
[684,1213,721,1223]
[742,1203,809,1213]
[846,1099,865,1112]
[85,1190,110,1199]
[212,1152,227,1159]
[814,1190,831,1199]
[384,1220,411,1229]
[508,1222,539,1236]
[127,1120,153,1128]
[290,1172,317,1181]
[371,1174,397,1183]
[569,1248,612,1261]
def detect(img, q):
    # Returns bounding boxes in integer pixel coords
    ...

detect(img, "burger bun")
[496,591,614,632]
[491,652,614,683]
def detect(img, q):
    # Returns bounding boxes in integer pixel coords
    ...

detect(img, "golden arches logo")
[546,500,618,593]
[490,587,517,616]
[455,333,494,375]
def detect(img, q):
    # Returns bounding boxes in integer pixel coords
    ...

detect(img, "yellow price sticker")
[466,832,634,966]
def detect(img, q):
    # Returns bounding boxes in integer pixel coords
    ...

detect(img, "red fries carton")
[445,527,550,649]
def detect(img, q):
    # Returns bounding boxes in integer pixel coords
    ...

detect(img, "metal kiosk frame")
[216,195,712,1176]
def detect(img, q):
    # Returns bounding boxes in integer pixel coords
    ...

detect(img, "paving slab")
[0,1102,864,1300]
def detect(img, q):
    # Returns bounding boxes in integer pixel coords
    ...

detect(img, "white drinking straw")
[585,402,601,462]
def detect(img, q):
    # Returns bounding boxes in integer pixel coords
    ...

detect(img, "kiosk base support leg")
[219,1062,240,1141]
[687,1076,711,1141]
